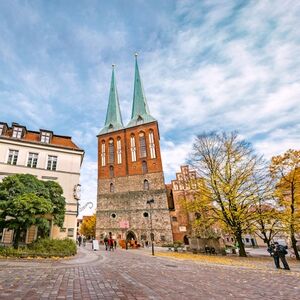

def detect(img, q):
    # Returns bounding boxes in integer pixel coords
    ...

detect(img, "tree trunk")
[235,230,247,257]
[290,183,299,260]
[290,228,300,260]
[265,238,270,248]
[13,227,21,249]
[261,230,270,248]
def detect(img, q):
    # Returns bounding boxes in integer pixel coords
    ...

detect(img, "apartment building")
[0,122,84,244]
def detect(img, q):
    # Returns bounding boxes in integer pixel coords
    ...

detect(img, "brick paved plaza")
[0,245,299,300]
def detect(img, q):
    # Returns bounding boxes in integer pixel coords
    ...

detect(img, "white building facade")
[0,122,84,244]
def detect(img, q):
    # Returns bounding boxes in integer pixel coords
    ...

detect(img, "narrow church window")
[109,139,114,163]
[117,137,122,164]
[139,132,147,158]
[149,130,156,159]
[143,179,149,190]
[142,161,148,174]
[109,166,114,178]
[130,135,136,162]
[101,141,106,166]
[110,183,114,193]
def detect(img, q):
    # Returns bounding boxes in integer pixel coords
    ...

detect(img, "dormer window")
[41,131,51,143]
[137,115,143,124]
[12,127,23,139]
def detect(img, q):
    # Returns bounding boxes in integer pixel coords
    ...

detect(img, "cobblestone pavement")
[0,244,299,300]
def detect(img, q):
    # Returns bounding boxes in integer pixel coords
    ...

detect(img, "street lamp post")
[146,198,155,256]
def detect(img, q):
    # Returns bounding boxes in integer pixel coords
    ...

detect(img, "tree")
[252,199,282,248]
[0,193,52,248]
[188,132,267,257]
[43,181,66,227]
[180,178,221,239]
[80,215,96,239]
[270,149,300,260]
[0,174,66,247]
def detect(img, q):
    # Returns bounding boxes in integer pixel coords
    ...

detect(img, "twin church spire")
[100,55,155,134]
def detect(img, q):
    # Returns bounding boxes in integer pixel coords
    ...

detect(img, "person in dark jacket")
[77,235,82,247]
[275,242,290,270]
[104,237,108,251]
[267,243,280,269]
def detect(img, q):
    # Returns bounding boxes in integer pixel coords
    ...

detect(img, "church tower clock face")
[96,56,173,244]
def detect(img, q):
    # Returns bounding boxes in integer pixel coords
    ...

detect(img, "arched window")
[108,139,114,163]
[139,132,147,158]
[110,183,114,193]
[143,179,149,190]
[109,165,114,178]
[142,161,148,174]
[101,141,106,166]
[149,130,156,159]
[130,135,136,162]
[117,137,122,164]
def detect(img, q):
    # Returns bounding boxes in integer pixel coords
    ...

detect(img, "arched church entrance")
[126,231,136,241]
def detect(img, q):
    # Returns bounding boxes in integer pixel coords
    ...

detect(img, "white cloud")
[1,1,300,207]
[138,1,300,161]
[161,137,194,182]
[79,157,98,217]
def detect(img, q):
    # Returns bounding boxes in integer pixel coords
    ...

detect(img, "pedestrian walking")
[78,235,82,247]
[104,237,108,251]
[275,242,290,270]
[114,239,117,250]
[108,238,114,251]
[267,243,280,269]
[83,237,86,247]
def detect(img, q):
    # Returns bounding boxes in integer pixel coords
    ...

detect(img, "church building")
[96,55,173,245]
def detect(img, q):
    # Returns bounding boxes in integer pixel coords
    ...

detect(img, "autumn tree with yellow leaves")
[189,132,269,257]
[80,214,96,239]
[251,192,282,248]
[270,149,300,260]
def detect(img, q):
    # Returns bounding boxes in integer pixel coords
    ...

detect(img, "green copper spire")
[99,65,124,134]
[127,53,156,128]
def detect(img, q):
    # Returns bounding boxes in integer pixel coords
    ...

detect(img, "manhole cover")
[165,264,177,268]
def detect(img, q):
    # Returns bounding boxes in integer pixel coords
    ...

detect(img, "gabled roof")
[0,122,83,152]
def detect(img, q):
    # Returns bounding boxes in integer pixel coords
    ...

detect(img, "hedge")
[0,238,77,258]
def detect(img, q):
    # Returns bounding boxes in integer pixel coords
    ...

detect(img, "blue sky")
[1,0,300,215]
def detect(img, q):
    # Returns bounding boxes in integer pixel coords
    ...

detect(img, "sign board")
[92,240,99,251]
[179,226,187,232]
[120,220,129,229]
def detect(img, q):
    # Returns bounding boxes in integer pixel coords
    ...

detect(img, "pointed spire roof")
[127,53,156,128]
[99,65,124,134]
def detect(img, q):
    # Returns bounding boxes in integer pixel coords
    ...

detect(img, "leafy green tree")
[0,174,66,247]
[43,181,66,227]
[0,193,52,248]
